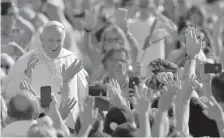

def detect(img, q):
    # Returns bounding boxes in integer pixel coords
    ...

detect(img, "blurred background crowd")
[2,0,224,137]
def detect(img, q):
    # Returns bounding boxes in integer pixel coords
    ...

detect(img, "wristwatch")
[84,28,92,33]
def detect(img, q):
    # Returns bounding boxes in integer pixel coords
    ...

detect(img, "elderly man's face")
[41,26,65,58]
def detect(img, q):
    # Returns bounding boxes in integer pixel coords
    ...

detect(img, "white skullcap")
[43,21,65,30]
[46,0,65,9]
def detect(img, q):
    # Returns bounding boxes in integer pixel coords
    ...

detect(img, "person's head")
[40,21,66,59]
[102,47,130,83]
[138,0,154,14]
[112,122,139,137]
[186,6,205,27]
[120,0,138,18]
[104,106,135,135]
[1,53,15,74]
[27,124,58,137]
[100,25,128,54]
[1,1,18,33]
[211,72,224,104]
[7,91,40,122]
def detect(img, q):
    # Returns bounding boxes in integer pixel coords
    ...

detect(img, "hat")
[112,122,138,137]
[103,106,134,135]
[43,21,65,31]
[146,58,178,90]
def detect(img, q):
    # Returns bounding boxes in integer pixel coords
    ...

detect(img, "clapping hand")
[200,96,224,121]
[80,96,98,126]
[62,59,83,82]
[20,80,36,96]
[25,54,40,78]
[185,27,202,57]
[59,98,77,120]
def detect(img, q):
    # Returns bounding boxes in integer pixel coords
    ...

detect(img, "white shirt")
[2,46,88,128]
[1,120,37,137]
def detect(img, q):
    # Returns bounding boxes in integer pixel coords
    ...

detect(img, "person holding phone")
[2,21,88,130]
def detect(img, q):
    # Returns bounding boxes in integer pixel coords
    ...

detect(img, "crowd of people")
[1,0,224,137]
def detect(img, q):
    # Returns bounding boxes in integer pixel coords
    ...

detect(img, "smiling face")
[40,25,65,59]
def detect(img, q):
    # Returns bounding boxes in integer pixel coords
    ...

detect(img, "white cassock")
[2,45,89,129]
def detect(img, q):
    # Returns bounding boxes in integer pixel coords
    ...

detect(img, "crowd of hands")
[9,26,224,137]
[2,0,224,137]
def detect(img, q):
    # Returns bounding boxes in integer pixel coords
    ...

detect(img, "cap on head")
[40,21,66,40]
[43,21,65,31]
[104,106,134,135]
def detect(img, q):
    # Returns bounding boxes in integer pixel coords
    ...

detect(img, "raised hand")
[185,27,202,57]
[135,85,153,113]
[159,86,176,111]
[20,80,36,96]
[59,98,77,120]
[62,59,83,82]
[80,96,98,126]
[25,54,40,78]
[83,10,97,29]
[200,96,224,121]
[106,79,129,107]
[161,72,181,93]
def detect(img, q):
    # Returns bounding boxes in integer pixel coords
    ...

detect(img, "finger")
[191,27,197,41]
[61,98,67,108]
[199,36,203,49]
[66,98,73,107]
[189,26,193,38]
[134,85,141,99]
[210,96,218,105]
[71,59,78,68]
[69,99,77,110]
[33,57,40,65]
[23,81,30,90]
[20,81,26,89]
[51,93,57,103]
[162,75,169,86]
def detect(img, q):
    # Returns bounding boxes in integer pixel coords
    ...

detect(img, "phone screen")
[40,86,52,108]
[204,63,222,74]
[129,77,140,89]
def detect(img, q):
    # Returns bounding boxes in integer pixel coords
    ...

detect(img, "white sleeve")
[2,51,34,100]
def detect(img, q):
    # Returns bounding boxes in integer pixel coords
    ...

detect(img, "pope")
[2,21,89,129]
